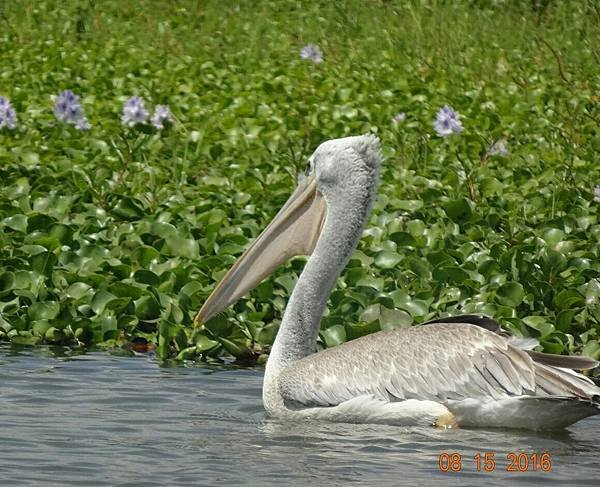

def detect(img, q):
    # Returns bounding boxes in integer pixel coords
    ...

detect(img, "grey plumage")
[199,135,600,429]
[278,322,600,418]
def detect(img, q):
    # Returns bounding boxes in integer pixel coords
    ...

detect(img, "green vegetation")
[0,1,599,367]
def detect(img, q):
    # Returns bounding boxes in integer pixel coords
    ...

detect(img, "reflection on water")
[0,345,598,486]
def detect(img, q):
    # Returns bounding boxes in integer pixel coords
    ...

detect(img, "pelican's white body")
[204,135,600,430]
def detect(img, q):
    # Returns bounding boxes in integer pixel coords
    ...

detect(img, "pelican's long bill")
[194,176,326,325]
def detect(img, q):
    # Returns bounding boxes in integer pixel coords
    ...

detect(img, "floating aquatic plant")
[0,96,17,129]
[434,105,463,136]
[150,105,173,129]
[54,90,90,130]
[392,112,406,124]
[300,44,323,63]
[488,137,509,157]
[121,96,148,127]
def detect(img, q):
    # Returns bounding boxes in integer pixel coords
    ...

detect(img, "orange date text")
[438,451,552,473]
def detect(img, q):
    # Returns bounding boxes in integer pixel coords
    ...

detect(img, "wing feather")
[278,323,538,408]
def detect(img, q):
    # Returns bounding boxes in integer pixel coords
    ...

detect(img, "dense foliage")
[1,1,599,367]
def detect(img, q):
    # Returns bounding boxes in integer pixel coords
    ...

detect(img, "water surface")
[1,345,598,486]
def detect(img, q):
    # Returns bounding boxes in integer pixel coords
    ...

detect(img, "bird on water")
[195,134,600,430]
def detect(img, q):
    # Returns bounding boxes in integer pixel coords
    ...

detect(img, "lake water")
[1,345,598,486]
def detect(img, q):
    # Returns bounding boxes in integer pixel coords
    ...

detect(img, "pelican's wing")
[528,350,599,370]
[280,322,595,409]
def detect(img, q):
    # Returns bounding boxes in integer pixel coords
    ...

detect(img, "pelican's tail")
[533,360,600,400]
[528,356,600,428]
[449,394,600,430]
[450,352,600,430]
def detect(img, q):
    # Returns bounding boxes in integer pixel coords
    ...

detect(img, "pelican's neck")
[266,187,375,376]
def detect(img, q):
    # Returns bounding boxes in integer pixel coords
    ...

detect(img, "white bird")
[195,134,600,430]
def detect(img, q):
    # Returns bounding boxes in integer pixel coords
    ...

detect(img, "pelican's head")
[195,134,382,325]
[307,134,381,209]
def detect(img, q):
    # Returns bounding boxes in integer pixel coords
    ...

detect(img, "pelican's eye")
[305,157,314,176]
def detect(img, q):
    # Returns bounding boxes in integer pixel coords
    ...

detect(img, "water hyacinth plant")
[488,137,509,156]
[150,105,173,129]
[433,105,463,136]
[53,90,90,130]
[0,1,599,369]
[0,96,17,129]
[121,96,148,127]
[300,44,323,63]
[392,112,406,125]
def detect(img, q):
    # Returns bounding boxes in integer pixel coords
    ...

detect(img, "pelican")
[195,134,600,430]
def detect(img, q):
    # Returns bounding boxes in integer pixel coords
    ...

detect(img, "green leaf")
[542,250,567,274]
[553,289,584,310]
[67,282,92,300]
[27,214,57,231]
[556,309,576,332]
[256,322,279,345]
[374,251,402,269]
[356,275,384,291]
[203,314,232,336]
[20,245,48,256]
[495,282,524,307]
[134,295,161,321]
[388,232,416,247]
[379,306,412,330]
[91,290,119,315]
[195,334,220,352]
[274,275,297,294]
[541,228,564,247]
[151,221,178,238]
[345,320,380,340]
[2,214,28,233]
[30,251,57,277]
[28,302,60,321]
[480,177,504,196]
[540,338,564,355]
[112,197,145,219]
[433,265,470,284]
[219,337,252,359]
[321,324,346,347]
[443,198,472,222]
[180,281,203,297]
[165,235,199,259]
[406,219,426,237]
[11,334,41,346]
[31,320,51,336]
[582,340,600,360]
[522,316,554,338]
[0,271,16,296]
[133,246,161,266]
[134,269,160,286]
[48,224,73,244]
[45,327,65,343]
[399,299,429,318]
[359,304,381,323]
[4,177,30,199]
[109,282,145,300]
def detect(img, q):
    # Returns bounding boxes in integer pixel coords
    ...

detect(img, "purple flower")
[75,118,91,131]
[433,105,463,137]
[150,105,173,129]
[594,185,600,203]
[0,96,17,129]
[392,112,406,124]
[54,90,90,130]
[121,96,148,127]
[488,137,509,157]
[300,44,323,63]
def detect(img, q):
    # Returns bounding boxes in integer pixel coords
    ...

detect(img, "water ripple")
[0,346,598,486]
